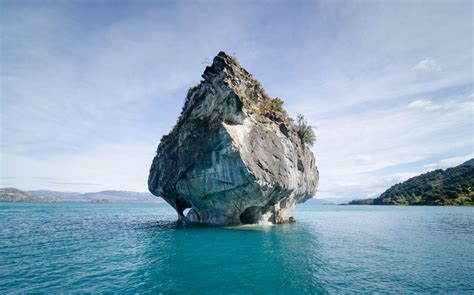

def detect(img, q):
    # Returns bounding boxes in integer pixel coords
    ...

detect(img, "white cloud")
[407,98,473,111]
[352,154,373,165]
[412,58,441,71]
[408,99,434,109]
[423,153,474,171]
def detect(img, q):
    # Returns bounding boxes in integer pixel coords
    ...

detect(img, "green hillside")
[350,159,474,206]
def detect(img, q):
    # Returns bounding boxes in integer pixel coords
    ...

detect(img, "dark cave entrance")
[239,206,261,224]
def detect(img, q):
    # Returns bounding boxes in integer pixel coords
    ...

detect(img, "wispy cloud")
[408,99,435,109]
[423,153,474,171]
[412,58,441,72]
[407,97,473,111]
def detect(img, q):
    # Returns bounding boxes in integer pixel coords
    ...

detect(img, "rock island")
[148,52,318,224]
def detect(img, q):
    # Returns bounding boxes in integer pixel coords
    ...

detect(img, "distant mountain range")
[0,188,163,203]
[0,188,55,202]
[350,159,474,206]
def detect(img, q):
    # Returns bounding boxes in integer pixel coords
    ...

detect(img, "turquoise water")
[0,203,473,293]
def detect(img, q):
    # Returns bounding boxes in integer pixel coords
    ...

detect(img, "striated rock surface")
[148,51,318,225]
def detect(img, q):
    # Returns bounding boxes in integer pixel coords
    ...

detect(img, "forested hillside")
[350,159,474,206]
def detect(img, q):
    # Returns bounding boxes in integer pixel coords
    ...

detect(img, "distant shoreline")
[0,187,164,204]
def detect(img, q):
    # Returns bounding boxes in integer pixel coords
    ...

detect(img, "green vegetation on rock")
[295,114,316,146]
[272,97,284,113]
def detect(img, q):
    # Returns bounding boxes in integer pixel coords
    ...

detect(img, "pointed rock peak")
[217,50,231,58]
[213,51,237,65]
[202,51,248,81]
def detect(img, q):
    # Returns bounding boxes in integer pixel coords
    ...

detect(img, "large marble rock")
[148,51,318,225]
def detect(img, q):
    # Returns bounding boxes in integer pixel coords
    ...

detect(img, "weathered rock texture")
[148,51,318,225]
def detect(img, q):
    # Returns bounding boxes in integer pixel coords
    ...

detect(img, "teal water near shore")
[0,203,473,293]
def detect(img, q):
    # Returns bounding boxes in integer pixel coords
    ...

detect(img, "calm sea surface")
[0,203,473,294]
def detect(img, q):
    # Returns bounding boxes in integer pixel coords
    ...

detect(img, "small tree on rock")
[295,114,316,146]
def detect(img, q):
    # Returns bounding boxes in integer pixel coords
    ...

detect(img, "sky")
[1,0,473,201]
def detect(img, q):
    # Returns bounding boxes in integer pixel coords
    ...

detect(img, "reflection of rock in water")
[136,223,326,293]
[148,51,319,225]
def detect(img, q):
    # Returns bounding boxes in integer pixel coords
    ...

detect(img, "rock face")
[148,52,318,225]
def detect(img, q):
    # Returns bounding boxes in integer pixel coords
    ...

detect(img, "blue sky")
[1,0,473,201]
